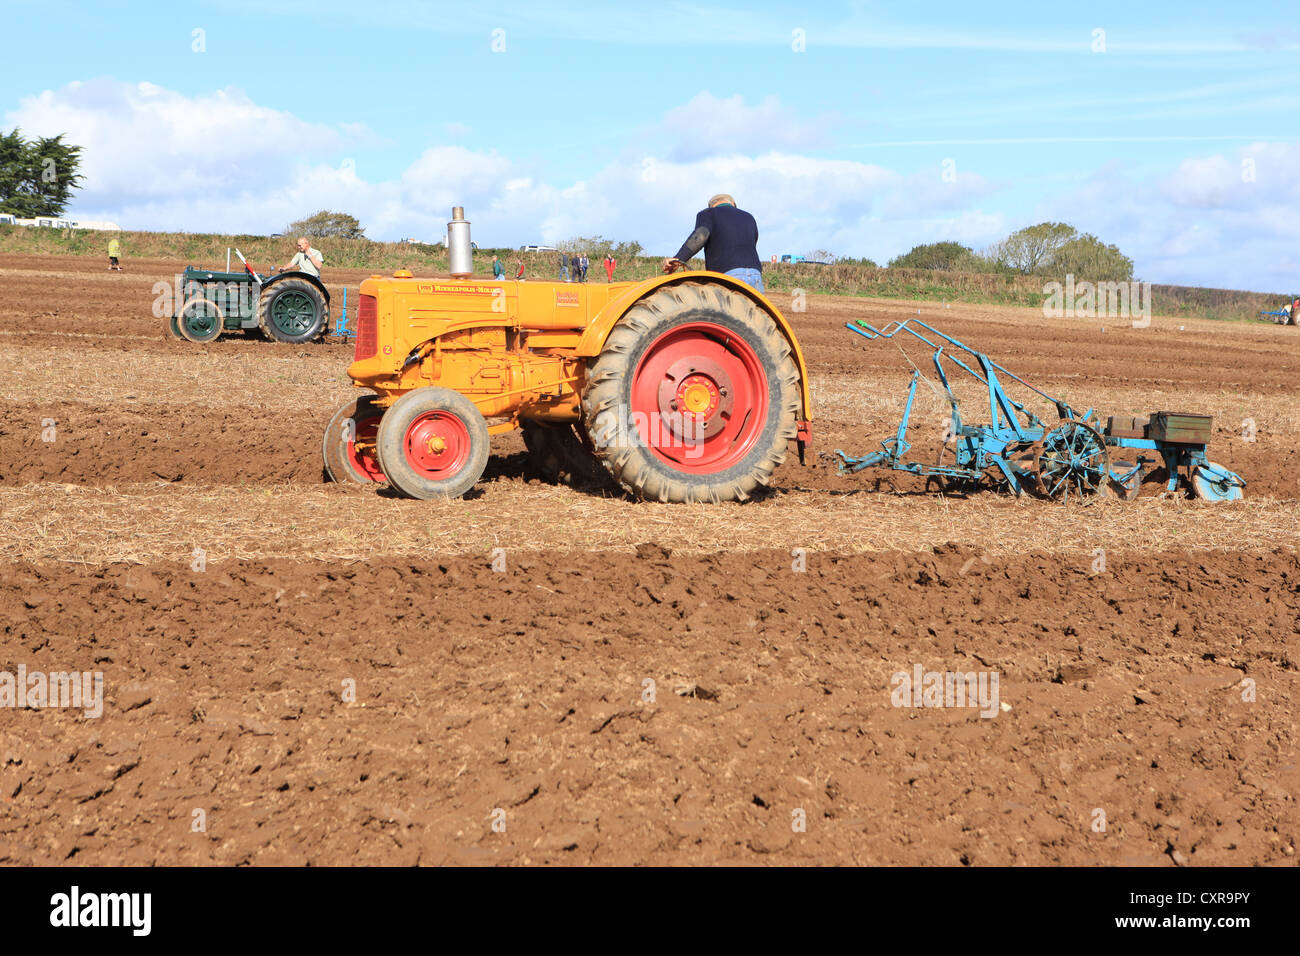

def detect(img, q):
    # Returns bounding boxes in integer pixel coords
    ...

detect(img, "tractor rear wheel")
[259,279,327,343]
[375,387,490,500]
[177,297,223,343]
[521,421,605,487]
[322,396,387,484]
[167,315,184,340]
[582,280,800,503]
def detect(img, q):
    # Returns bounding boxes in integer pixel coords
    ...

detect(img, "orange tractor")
[322,208,812,502]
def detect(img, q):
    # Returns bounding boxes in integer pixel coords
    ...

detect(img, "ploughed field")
[0,253,1296,866]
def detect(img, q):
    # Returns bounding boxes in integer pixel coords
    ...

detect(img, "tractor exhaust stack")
[447,206,473,278]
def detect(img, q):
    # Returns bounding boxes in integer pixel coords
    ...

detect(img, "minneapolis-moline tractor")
[322,208,812,502]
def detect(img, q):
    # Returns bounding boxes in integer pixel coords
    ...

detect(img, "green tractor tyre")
[259,278,328,344]
[177,297,224,344]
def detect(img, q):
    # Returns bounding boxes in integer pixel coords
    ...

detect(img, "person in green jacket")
[492,255,505,279]
[107,236,122,272]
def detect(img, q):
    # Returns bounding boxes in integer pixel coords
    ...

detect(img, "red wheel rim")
[629,321,768,474]
[403,410,472,479]
[345,413,385,482]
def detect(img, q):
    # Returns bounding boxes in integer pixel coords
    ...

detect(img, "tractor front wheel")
[177,298,223,343]
[582,280,800,503]
[375,387,490,499]
[259,279,328,343]
[322,396,387,484]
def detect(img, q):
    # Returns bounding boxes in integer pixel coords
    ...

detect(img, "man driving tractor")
[664,193,764,292]
[283,237,324,278]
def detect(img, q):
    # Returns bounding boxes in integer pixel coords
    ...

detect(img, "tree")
[988,222,1076,274]
[556,236,643,261]
[611,239,643,261]
[286,210,366,239]
[0,128,84,217]
[1051,233,1133,282]
[888,241,979,271]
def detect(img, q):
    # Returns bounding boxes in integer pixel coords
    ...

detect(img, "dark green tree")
[1051,233,1134,282]
[888,241,979,271]
[987,222,1077,274]
[287,210,366,239]
[0,129,84,217]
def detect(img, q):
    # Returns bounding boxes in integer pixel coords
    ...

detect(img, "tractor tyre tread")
[581,280,799,504]
[259,278,328,344]
[375,387,490,500]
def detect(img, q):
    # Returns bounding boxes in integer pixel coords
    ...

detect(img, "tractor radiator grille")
[354,294,377,361]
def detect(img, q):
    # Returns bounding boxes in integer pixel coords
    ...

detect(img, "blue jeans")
[726,267,764,293]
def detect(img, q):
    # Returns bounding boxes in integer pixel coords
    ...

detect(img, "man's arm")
[308,250,323,270]
[673,210,711,263]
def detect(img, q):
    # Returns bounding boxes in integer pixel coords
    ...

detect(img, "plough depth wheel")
[1036,421,1110,500]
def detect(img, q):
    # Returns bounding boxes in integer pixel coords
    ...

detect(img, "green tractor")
[169,249,330,344]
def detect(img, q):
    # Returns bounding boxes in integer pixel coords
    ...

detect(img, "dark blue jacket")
[673,204,762,273]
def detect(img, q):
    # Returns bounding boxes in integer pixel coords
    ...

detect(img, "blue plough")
[833,317,1245,501]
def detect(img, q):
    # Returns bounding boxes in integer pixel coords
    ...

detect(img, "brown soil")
[0,252,1297,866]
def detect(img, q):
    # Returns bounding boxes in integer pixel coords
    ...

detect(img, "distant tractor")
[1259,295,1300,326]
[322,207,813,502]
[168,249,330,344]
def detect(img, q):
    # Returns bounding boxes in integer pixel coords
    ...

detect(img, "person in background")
[107,235,122,272]
[283,237,323,277]
[514,257,525,281]
[492,255,505,280]
[559,252,570,282]
[664,193,763,292]
[604,254,616,281]
[580,253,590,282]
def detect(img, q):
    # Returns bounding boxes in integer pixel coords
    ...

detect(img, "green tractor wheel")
[177,298,224,344]
[259,279,327,344]
[167,314,184,340]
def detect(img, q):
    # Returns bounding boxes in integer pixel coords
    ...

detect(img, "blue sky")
[3,0,1299,290]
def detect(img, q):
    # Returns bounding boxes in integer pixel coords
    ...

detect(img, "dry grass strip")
[1,482,1295,565]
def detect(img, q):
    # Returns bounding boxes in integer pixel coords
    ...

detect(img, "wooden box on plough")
[833,318,1245,501]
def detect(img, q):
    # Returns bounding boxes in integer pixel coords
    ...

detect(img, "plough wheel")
[1191,460,1244,501]
[582,280,800,503]
[1036,420,1110,500]
[376,387,489,500]
[322,396,386,484]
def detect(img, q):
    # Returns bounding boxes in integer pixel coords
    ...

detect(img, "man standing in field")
[492,255,505,280]
[107,235,122,272]
[283,237,323,277]
[664,193,764,292]
[603,253,615,281]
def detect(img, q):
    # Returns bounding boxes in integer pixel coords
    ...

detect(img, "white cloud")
[5,78,359,208]
[1036,141,1300,290]
[660,92,832,161]
[15,76,1294,288]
